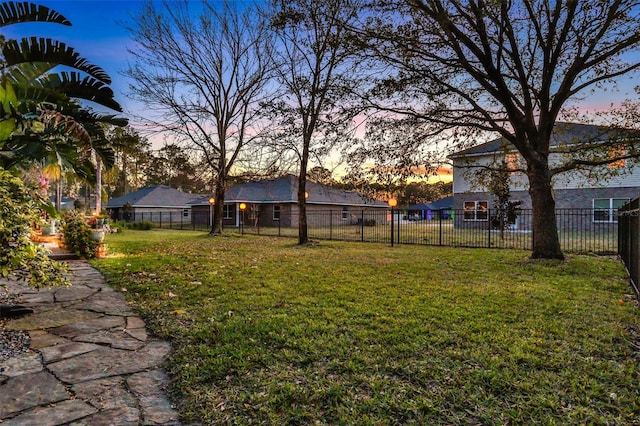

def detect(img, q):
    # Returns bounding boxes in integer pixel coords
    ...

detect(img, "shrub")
[112,220,153,231]
[61,210,98,259]
[131,220,154,230]
[109,221,125,233]
[364,218,377,226]
[0,170,68,287]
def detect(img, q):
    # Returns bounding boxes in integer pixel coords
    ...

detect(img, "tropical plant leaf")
[36,72,122,111]
[81,112,128,128]
[0,2,70,27]
[0,80,18,140]
[94,144,115,169]
[41,162,61,179]
[3,37,111,84]
[5,61,55,84]
[38,199,58,218]
[37,109,91,144]
[70,160,94,181]
[0,117,16,140]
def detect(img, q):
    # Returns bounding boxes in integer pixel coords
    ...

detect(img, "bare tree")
[358,0,640,259]
[125,0,273,234]
[266,0,364,244]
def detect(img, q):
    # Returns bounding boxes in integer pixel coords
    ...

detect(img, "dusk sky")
[3,0,639,147]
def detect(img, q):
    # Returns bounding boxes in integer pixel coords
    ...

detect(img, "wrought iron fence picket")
[108,208,620,255]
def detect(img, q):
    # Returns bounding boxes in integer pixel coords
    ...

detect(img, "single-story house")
[190,174,389,228]
[449,122,640,231]
[406,196,454,220]
[106,185,200,223]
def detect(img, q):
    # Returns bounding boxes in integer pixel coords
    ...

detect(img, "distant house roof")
[449,122,628,159]
[107,185,199,209]
[405,202,431,211]
[429,196,454,210]
[191,175,387,208]
[406,196,454,211]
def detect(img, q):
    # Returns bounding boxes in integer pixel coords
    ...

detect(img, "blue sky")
[3,0,144,115]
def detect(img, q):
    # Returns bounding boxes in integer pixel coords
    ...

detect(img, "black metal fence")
[112,208,620,254]
[618,198,639,297]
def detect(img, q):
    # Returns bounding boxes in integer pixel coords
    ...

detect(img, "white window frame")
[593,198,629,223]
[182,208,189,217]
[223,204,233,219]
[273,205,280,221]
[464,201,488,221]
[342,207,348,220]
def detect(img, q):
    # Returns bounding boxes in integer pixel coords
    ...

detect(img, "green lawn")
[93,229,639,425]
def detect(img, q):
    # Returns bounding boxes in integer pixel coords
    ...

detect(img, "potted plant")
[41,220,56,235]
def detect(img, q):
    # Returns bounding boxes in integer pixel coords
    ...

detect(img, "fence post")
[635,208,640,297]
[390,207,394,247]
[531,210,535,251]
[439,209,443,246]
[329,210,333,240]
[361,210,364,242]
[487,208,491,248]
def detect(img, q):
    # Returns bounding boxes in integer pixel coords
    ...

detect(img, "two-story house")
[449,122,640,231]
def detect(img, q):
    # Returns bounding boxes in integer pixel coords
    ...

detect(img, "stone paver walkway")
[0,261,182,425]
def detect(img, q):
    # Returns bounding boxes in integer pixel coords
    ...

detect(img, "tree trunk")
[298,130,311,245]
[528,164,564,260]
[210,182,226,235]
[121,152,128,195]
[55,180,62,212]
[95,155,102,215]
[298,173,308,244]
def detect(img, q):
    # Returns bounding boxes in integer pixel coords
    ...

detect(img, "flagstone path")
[0,261,182,425]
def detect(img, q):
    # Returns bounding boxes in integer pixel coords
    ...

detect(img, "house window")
[183,208,189,217]
[223,204,233,219]
[593,198,629,223]
[464,201,488,221]
[342,207,348,220]
[505,152,520,171]
[273,205,280,221]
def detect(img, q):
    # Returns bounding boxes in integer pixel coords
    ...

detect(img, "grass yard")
[93,229,639,425]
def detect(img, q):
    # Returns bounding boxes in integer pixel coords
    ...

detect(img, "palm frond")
[37,109,91,144]
[76,109,128,128]
[0,2,70,27]
[37,72,121,111]
[3,38,111,84]
[91,139,116,169]
[5,61,55,84]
